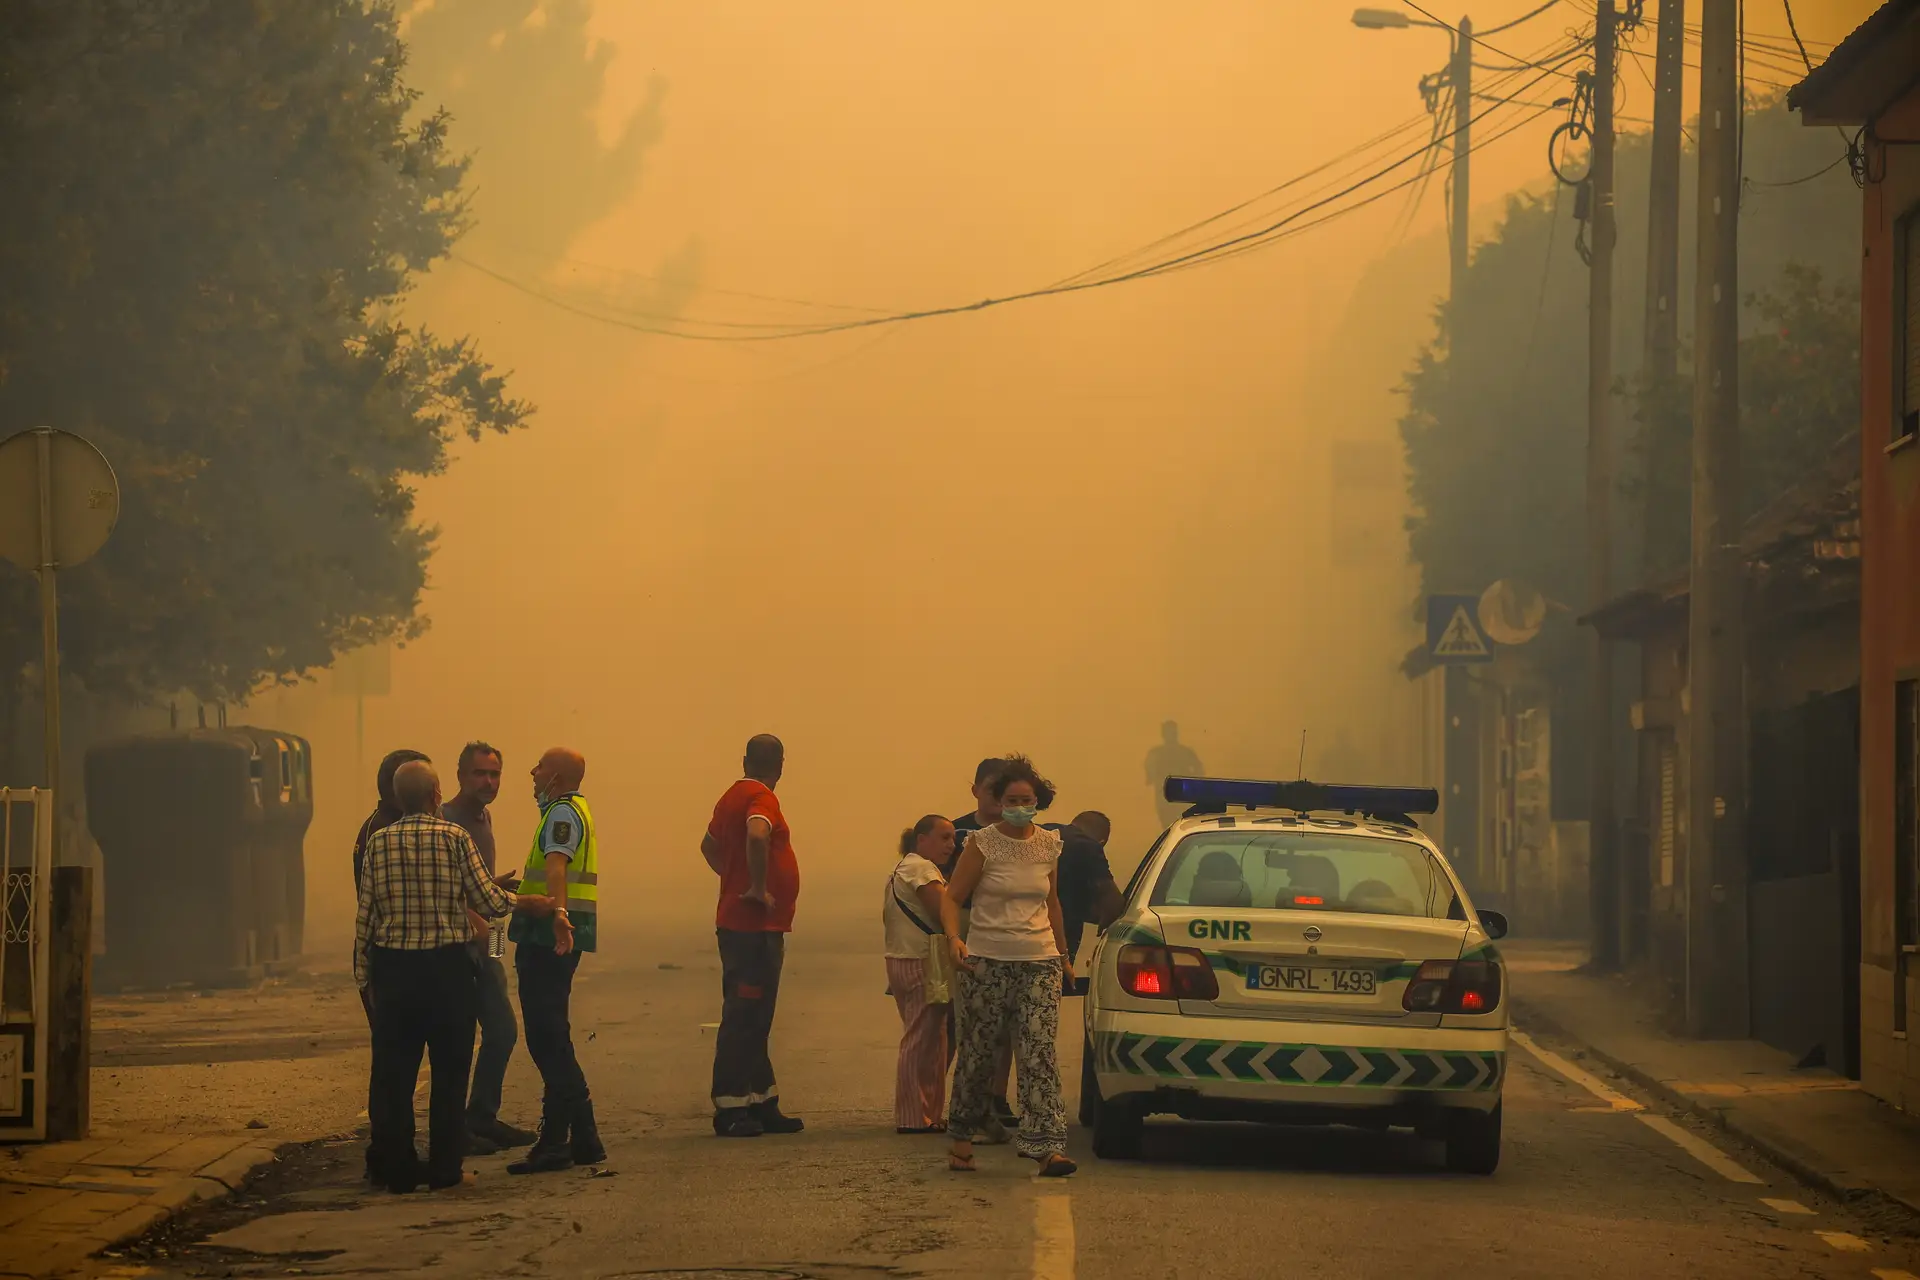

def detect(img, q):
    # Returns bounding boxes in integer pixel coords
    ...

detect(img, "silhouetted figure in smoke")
[1145,721,1204,830]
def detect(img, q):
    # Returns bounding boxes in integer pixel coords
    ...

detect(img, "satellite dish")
[1479,579,1546,647]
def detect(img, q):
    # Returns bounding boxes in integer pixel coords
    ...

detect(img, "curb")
[194,1142,283,1193]
[1513,997,1920,1227]
[41,1141,291,1280]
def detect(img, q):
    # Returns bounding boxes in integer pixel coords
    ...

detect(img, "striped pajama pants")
[886,956,950,1129]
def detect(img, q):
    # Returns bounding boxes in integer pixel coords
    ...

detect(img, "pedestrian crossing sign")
[1426,594,1494,664]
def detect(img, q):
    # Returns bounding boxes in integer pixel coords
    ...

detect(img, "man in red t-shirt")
[701,733,804,1138]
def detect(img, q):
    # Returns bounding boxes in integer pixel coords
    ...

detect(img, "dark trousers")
[711,929,785,1112]
[467,950,518,1125]
[359,985,377,1160]
[516,945,587,1120]
[367,944,477,1189]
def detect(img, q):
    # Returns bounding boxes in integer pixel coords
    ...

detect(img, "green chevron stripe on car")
[1099,1033,1502,1091]
[1359,1049,1401,1086]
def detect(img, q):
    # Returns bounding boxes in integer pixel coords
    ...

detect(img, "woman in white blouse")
[885,814,955,1133]
[939,756,1076,1177]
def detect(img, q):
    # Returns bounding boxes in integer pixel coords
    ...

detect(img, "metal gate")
[0,788,52,1141]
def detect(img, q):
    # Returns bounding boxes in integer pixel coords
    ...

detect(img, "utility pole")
[1587,0,1620,970]
[1624,0,1685,970]
[1444,15,1477,881]
[1642,0,1684,394]
[1450,17,1473,295]
[1686,0,1748,1038]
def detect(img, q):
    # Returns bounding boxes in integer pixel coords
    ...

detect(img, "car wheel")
[1092,1097,1144,1160]
[1082,1036,1113,1128]
[1444,1103,1501,1175]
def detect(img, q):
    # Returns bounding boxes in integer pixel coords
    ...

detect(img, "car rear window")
[1149,829,1455,919]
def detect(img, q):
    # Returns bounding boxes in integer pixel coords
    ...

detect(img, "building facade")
[1585,447,1860,1071]
[1793,1,1920,1109]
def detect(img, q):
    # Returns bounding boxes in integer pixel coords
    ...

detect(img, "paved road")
[81,919,1920,1280]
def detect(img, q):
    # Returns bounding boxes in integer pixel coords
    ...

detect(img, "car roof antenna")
[1296,729,1308,781]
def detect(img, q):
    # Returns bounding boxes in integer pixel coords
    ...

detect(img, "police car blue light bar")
[1163,775,1439,817]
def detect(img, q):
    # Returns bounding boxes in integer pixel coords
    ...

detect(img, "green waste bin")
[232,728,314,968]
[84,729,308,989]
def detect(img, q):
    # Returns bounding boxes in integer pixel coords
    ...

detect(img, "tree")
[1395,98,1860,813]
[1637,264,1862,574]
[1400,100,1859,621]
[0,0,528,732]
[403,0,665,271]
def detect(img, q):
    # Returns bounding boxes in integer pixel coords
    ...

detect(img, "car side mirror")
[1477,909,1509,940]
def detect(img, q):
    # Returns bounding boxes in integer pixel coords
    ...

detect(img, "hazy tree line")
[0,0,654,785]
[1397,99,1861,811]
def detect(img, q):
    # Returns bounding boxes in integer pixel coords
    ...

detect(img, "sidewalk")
[0,1132,282,1279]
[1509,940,1920,1222]
[0,959,373,1279]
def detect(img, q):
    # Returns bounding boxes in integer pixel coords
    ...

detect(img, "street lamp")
[1356,6,1477,908]
[1352,7,1473,294]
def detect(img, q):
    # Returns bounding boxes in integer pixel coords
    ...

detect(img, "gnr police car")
[1081,776,1510,1174]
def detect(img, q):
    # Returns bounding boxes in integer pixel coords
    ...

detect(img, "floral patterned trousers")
[948,956,1067,1158]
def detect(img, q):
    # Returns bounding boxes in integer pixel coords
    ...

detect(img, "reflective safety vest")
[509,792,599,954]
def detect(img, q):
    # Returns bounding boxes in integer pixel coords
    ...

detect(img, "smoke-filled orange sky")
[271,0,1874,944]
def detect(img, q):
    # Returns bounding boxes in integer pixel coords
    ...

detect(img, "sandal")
[948,1143,976,1172]
[1035,1153,1077,1178]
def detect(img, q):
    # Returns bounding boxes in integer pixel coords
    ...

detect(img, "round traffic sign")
[0,428,120,571]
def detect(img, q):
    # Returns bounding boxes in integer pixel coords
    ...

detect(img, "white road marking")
[1758,1197,1814,1215]
[1816,1231,1871,1253]
[1512,1028,1773,1186]
[1634,1114,1764,1184]
[1510,1029,1643,1112]
[1033,1190,1075,1280]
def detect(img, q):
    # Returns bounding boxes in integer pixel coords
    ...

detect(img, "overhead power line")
[1479,0,1568,37]
[454,45,1587,342]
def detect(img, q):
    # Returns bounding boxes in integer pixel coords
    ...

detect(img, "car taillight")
[1402,958,1503,1014]
[1117,944,1169,998]
[1168,947,1220,1000]
[1117,945,1220,1001]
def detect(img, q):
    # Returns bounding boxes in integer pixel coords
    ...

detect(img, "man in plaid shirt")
[355,759,524,1192]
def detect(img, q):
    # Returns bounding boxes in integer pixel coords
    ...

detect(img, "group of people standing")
[343,731,1126,1190]
[350,742,602,1192]
[346,732,811,1191]
[884,755,1126,1178]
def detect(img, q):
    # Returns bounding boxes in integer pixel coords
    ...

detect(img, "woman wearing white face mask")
[939,755,1075,1177]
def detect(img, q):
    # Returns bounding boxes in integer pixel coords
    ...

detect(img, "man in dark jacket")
[1058,811,1127,966]
[353,749,432,891]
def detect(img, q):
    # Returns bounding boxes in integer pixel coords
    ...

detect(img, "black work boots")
[713,1099,805,1138]
[506,1099,605,1174]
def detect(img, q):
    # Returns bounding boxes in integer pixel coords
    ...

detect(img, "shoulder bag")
[892,879,955,1004]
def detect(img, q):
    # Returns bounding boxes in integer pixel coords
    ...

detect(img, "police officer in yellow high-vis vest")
[506,747,606,1174]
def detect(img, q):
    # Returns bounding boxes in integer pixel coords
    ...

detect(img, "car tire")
[1078,1037,1100,1128]
[1444,1103,1501,1176]
[1092,1097,1144,1161]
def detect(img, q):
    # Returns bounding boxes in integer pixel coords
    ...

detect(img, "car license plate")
[1245,964,1377,995]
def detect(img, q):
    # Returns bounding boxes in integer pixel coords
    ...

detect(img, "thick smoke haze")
[259,0,1872,951]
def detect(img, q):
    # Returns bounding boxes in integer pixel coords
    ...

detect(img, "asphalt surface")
[76,917,1920,1280]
